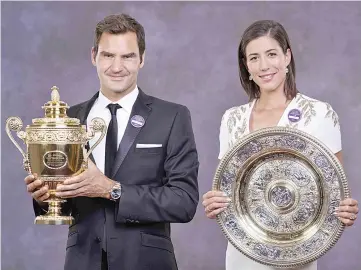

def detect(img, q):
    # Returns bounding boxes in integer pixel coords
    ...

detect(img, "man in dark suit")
[24,13,199,270]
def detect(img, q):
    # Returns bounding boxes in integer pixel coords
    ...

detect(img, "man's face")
[92,32,144,100]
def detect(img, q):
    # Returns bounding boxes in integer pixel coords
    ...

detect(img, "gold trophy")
[5,86,106,225]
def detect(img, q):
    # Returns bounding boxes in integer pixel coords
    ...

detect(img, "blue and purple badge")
[287,109,302,123]
[130,115,145,128]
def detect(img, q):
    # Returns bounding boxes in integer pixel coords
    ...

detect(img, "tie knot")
[107,103,121,116]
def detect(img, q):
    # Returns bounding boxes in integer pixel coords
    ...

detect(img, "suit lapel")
[74,92,99,164]
[111,90,152,178]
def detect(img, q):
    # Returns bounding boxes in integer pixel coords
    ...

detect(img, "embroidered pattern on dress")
[227,105,248,147]
[294,94,317,126]
[325,103,340,128]
[285,122,299,129]
[225,94,340,150]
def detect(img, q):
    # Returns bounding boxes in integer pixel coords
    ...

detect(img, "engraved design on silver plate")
[213,127,349,268]
[270,186,293,208]
[242,154,320,235]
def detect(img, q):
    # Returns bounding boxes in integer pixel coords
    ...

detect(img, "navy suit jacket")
[34,89,199,270]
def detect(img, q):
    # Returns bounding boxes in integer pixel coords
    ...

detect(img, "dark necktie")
[104,103,121,178]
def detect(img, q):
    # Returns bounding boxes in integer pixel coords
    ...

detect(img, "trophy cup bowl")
[5,86,106,225]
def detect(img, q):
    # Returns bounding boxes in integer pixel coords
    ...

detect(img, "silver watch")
[109,183,122,201]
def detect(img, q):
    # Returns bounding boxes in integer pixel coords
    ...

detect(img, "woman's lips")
[258,73,276,82]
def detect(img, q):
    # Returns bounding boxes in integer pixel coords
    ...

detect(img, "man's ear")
[140,51,145,68]
[91,47,97,66]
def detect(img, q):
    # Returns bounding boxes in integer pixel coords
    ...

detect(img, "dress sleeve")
[312,103,342,154]
[218,110,230,160]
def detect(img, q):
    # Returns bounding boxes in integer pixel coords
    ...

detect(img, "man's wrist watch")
[109,182,122,201]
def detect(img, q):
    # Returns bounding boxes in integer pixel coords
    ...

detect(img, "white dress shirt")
[87,87,139,174]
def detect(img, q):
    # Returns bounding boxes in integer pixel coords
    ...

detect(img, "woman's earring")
[249,74,253,81]
[285,67,289,74]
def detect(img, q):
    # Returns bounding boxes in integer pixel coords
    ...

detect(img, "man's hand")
[24,173,49,204]
[56,161,115,199]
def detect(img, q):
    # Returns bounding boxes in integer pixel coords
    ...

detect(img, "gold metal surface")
[6,86,106,225]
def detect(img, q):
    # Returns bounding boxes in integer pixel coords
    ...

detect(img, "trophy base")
[35,200,74,225]
[35,215,74,225]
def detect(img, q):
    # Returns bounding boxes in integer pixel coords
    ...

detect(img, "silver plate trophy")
[212,127,350,268]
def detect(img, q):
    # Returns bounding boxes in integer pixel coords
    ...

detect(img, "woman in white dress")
[202,20,358,270]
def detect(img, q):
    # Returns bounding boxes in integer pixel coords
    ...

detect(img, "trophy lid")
[32,86,80,126]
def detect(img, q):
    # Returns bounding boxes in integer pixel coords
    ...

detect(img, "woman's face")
[245,35,291,95]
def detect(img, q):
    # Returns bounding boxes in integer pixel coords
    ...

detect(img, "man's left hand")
[56,160,114,199]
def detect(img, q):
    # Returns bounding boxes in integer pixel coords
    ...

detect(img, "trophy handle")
[5,117,30,172]
[84,117,106,162]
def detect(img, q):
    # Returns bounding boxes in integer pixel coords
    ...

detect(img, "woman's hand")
[335,198,358,226]
[202,191,231,219]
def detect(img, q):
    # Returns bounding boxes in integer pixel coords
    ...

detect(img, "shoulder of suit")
[148,95,190,113]
[68,100,88,110]
[67,100,88,116]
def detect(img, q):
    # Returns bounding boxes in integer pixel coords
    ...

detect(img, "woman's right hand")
[202,190,231,219]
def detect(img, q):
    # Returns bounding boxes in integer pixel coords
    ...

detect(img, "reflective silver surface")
[213,127,349,268]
